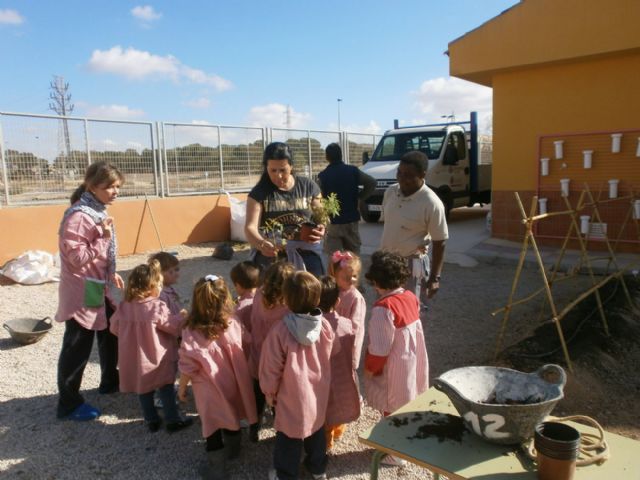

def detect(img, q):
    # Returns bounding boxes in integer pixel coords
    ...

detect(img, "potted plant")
[299,193,341,241]
[260,218,287,251]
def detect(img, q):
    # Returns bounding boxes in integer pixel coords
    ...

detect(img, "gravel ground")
[0,243,594,479]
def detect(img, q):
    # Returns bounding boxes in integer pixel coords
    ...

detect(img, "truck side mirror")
[362,151,370,164]
[443,144,458,166]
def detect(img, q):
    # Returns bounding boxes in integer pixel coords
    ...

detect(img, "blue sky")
[1,1,516,134]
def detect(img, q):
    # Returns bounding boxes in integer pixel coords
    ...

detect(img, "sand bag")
[225,192,247,242]
[1,250,60,285]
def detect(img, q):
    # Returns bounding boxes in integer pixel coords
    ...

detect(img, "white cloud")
[183,97,211,109]
[247,103,311,129]
[412,76,492,133]
[131,5,162,22]
[0,9,24,25]
[327,120,382,135]
[85,104,146,119]
[87,46,233,91]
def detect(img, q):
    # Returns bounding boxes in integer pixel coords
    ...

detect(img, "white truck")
[359,112,491,221]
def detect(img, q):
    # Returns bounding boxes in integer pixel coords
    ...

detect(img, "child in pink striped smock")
[178,275,257,479]
[230,260,261,361]
[259,271,335,480]
[109,260,192,433]
[148,251,182,316]
[319,276,360,451]
[363,250,429,466]
[329,251,366,370]
[248,261,295,442]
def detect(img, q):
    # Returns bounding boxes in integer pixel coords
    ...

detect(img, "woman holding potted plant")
[245,142,327,276]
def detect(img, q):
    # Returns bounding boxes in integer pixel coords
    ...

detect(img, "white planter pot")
[553,140,564,159]
[540,158,550,176]
[582,150,593,169]
[611,133,622,153]
[560,178,570,197]
[580,215,591,235]
[608,179,619,199]
[538,198,548,215]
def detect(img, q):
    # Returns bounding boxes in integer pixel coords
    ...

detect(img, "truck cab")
[359,113,491,222]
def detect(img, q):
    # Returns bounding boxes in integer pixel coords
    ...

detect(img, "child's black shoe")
[147,419,162,433]
[166,417,193,433]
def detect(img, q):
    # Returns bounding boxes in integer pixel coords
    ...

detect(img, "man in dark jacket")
[317,143,376,255]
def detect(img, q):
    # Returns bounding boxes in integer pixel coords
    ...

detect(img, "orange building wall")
[489,52,640,252]
[0,193,245,265]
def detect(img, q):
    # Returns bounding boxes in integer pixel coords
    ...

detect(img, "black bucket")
[535,422,580,460]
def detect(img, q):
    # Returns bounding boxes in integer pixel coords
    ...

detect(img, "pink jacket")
[234,291,255,361]
[179,319,257,438]
[248,289,289,378]
[259,311,335,439]
[324,311,361,426]
[109,297,183,394]
[159,286,182,315]
[336,286,367,369]
[56,211,114,330]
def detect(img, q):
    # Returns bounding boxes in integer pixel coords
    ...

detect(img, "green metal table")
[358,387,640,479]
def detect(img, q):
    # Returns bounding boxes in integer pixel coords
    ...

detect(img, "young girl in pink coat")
[178,275,257,480]
[319,276,360,451]
[259,271,336,480]
[56,161,124,421]
[248,261,295,441]
[329,251,366,369]
[230,260,261,361]
[363,250,429,466]
[109,261,192,433]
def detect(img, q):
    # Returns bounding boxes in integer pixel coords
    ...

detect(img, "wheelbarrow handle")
[536,364,567,388]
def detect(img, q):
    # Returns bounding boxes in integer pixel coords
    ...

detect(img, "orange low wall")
[0,193,246,265]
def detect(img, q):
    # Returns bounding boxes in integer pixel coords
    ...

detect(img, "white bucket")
[554,140,564,160]
[538,198,548,215]
[580,216,591,235]
[582,150,593,169]
[611,133,622,153]
[540,158,550,176]
[634,200,640,220]
[608,179,619,199]
[560,178,570,197]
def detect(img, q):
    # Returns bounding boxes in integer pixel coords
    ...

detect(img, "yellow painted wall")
[449,0,640,87]
[492,51,640,191]
[0,193,246,265]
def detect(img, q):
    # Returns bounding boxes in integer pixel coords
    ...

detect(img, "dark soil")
[495,275,640,439]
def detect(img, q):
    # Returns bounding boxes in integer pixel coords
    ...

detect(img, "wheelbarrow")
[434,364,566,445]
[3,317,53,345]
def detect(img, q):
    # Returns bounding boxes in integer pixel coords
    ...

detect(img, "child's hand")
[364,369,374,379]
[179,308,188,318]
[266,394,277,407]
[113,273,125,289]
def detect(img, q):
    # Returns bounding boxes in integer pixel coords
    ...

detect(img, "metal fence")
[0,111,382,206]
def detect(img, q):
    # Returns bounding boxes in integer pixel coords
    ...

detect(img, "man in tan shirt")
[380,151,448,300]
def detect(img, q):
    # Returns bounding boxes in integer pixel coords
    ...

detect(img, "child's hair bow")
[205,274,220,283]
[331,251,353,268]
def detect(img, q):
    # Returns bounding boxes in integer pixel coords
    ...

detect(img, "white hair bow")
[205,274,220,282]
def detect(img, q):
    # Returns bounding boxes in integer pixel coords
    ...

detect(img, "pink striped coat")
[324,311,361,425]
[109,297,184,394]
[234,290,255,361]
[179,319,257,438]
[336,286,366,369]
[248,289,289,379]
[159,286,182,315]
[56,211,114,330]
[364,288,429,413]
[259,317,335,439]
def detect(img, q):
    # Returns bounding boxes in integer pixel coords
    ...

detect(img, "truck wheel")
[362,212,381,223]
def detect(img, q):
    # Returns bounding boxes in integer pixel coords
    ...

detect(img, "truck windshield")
[371,131,447,161]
